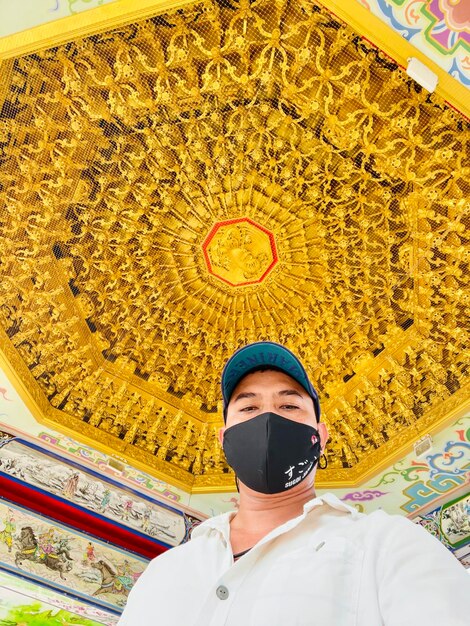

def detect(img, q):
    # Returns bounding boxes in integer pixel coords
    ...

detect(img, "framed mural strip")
[0,429,202,553]
[0,499,148,613]
[0,475,163,559]
[413,489,470,567]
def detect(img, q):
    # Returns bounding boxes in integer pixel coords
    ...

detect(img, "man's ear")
[318,422,329,452]
[218,426,225,446]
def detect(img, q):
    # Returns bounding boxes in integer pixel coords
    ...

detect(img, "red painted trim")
[0,475,167,560]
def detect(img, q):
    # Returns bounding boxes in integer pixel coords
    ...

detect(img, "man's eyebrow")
[233,391,258,402]
[277,389,304,398]
[232,389,305,403]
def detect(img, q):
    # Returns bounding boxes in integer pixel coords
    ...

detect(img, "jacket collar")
[191,492,358,541]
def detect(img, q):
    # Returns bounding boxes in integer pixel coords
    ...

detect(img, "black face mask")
[223,412,321,494]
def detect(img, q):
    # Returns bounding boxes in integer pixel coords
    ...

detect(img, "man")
[119,341,469,625]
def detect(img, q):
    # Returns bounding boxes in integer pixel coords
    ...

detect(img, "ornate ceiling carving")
[0,0,468,491]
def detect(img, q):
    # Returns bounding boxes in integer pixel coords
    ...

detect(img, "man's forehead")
[230,369,306,397]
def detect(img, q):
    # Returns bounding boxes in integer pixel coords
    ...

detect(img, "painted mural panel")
[413,489,470,567]
[440,493,470,548]
[0,570,117,625]
[0,436,189,546]
[0,500,148,612]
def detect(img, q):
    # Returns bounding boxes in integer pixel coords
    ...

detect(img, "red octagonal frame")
[202,217,278,287]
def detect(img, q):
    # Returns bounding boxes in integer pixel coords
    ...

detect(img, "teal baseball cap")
[221,341,320,421]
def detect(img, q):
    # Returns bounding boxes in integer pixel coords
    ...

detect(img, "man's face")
[224,369,320,431]
[219,369,329,488]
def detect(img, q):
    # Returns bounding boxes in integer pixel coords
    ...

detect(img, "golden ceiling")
[0,0,469,492]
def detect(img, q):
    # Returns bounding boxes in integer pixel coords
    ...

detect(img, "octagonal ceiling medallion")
[203,218,278,287]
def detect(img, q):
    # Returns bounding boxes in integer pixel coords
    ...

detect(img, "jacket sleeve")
[377,514,470,626]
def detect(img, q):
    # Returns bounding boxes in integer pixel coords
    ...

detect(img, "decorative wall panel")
[0,433,197,547]
[36,429,187,504]
[414,491,470,568]
[322,414,470,516]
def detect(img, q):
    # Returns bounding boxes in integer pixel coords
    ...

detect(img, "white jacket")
[119,493,470,625]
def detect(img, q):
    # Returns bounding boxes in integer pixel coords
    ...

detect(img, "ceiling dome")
[0,0,468,491]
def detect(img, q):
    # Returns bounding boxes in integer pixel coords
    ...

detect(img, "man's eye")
[240,405,257,412]
[281,404,299,410]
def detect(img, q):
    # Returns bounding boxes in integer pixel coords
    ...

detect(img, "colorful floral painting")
[356,0,470,87]
[0,500,148,612]
[422,0,470,54]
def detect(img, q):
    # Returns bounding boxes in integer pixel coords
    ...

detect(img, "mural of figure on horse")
[115,560,135,593]
[39,528,56,557]
[91,559,140,603]
[15,526,72,580]
[54,534,74,563]
[0,500,148,612]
